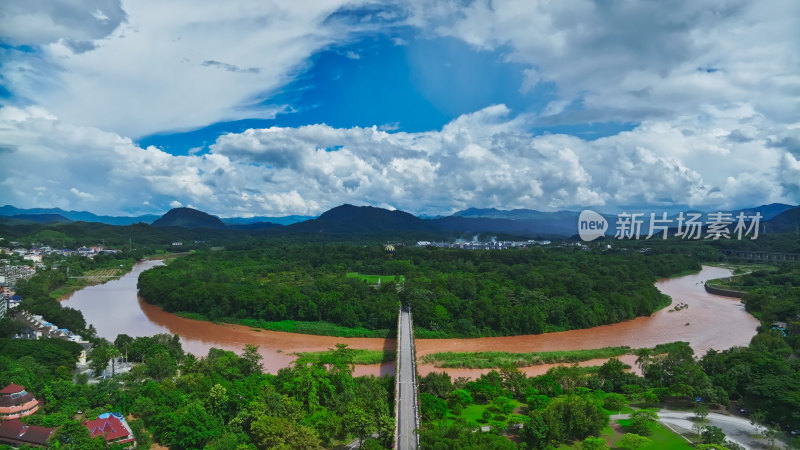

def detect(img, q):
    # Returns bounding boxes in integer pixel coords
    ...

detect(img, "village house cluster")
[0,263,32,319]
[0,242,119,319]
[1,243,119,262]
[416,239,552,250]
[13,311,92,363]
[0,384,135,447]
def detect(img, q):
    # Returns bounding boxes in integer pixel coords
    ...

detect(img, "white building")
[23,254,42,264]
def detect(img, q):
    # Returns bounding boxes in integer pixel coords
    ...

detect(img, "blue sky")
[0,0,798,217]
[139,34,634,156]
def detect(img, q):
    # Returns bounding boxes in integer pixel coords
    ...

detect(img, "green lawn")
[610,418,693,449]
[555,417,692,449]
[555,425,616,449]
[345,272,405,284]
[296,349,396,364]
[444,400,528,428]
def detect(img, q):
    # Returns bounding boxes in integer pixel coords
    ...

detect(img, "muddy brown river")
[61,262,758,378]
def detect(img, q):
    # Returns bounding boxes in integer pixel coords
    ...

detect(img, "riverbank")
[419,346,632,369]
[425,266,752,359]
[150,263,684,340]
[702,262,778,298]
[61,262,759,378]
[53,259,137,300]
[174,313,394,338]
[55,252,189,301]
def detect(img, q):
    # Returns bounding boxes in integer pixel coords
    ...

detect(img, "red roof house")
[0,419,55,447]
[0,384,39,421]
[82,415,135,446]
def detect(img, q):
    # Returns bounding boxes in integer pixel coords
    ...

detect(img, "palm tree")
[108,347,122,377]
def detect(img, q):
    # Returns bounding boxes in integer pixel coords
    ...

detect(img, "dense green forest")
[1,338,393,449]
[416,330,799,448]
[736,263,800,328]
[4,218,799,447]
[3,330,797,448]
[695,263,800,430]
[137,243,705,337]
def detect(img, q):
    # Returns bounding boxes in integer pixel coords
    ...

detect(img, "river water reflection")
[61,262,758,377]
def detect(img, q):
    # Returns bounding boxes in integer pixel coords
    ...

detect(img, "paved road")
[611,409,788,449]
[396,308,419,449]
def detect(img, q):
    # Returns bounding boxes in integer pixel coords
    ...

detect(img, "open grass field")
[444,399,528,428]
[296,349,396,364]
[611,418,693,449]
[83,267,122,277]
[345,272,405,284]
[556,418,693,449]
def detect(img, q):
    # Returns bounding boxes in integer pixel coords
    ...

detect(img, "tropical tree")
[241,344,264,375]
[249,414,322,450]
[542,394,607,443]
[701,426,726,446]
[491,395,515,415]
[618,433,653,449]
[343,404,376,447]
[108,347,121,377]
[630,409,659,436]
[581,436,610,450]
[520,412,548,449]
[50,420,106,449]
[419,393,448,423]
[88,343,111,377]
[694,402,710,422]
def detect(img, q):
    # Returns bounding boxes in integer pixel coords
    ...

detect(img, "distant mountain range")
[1,203,797,238]
[0,205,312,226]
[452,203,794,221]
[0,213,73,225]
[764,206,800,233]
[0,205,160,225]
[453,207,581,221]
[446,203,797,238]
[221,215,314,226]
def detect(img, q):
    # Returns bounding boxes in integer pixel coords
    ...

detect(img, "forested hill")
[151,207,227,229]
[283,204,433,234]
[137,244,704,337]
[762,206,800,233]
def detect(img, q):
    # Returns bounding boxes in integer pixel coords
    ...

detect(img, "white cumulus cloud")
[1,104,798,217]
[406,0,800,126]
[0,0,377,137]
